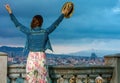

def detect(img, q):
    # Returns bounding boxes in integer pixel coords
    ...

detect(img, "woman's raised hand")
[5,4,12,14]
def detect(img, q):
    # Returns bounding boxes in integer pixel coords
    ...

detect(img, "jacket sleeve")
[10,14,30,34]
[46,14,64,34]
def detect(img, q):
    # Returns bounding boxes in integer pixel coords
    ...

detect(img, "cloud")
[0,37,25,47]
[112,7,120,14]
[1,0,120,54]
[1,0,119,39]
[1,0,64,17]
[49,38,120,54]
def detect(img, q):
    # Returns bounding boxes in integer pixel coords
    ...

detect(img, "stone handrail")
[49,65,113,83]
[1,52,120,83]
[7,64,114,83]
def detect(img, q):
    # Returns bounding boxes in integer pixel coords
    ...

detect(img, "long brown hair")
[31,15,43,29]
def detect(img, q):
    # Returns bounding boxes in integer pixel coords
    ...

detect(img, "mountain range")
[0,46,119,57]
[69,50,120,57]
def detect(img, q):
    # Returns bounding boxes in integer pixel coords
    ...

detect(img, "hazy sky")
[1,0,120,54]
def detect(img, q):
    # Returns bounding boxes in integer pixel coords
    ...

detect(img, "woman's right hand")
[5,4,12,14]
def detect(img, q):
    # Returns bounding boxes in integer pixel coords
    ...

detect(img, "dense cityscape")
[7,52,104,66]
[46,53,104,66]
[7,54,104,66]
[0,46,104,66]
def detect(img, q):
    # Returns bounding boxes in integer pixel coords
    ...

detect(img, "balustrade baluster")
[16,77,24,83]
[64,78,69,83]
[95,74,103,83]
[7,76,10,83]
[76,75,82,83]
[50,77,57,83]
[57,75,64,83]
[69,75,77,83]
[11,78,16,83]
[83,74,90,83]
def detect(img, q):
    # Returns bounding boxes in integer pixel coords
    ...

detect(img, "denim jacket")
[10,14,64,52]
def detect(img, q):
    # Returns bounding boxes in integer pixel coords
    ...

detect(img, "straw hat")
[61,2,74,18]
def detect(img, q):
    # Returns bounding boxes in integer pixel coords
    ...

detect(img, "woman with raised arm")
[5,2,74,83]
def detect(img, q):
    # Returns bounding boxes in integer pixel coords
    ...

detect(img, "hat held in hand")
[61,2,74,18]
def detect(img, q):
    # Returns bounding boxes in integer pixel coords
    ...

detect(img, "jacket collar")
[31,27,42,31]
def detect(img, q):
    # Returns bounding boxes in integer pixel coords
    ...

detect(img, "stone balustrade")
[7,64,114,83]
[49,66,113,83]
[7,64,26,83]
[1,52,120,83]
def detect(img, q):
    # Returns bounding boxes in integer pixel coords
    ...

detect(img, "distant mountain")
[69,50,120,57]
[0,46,23,51]
[0,46,119,57]
[0,46,24,57]
[0,46,76,57]
[0,46,91,59]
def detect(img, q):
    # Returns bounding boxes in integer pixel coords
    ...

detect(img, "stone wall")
[7,64,114,83]
[0,52,118,83]
[49,66,113,83]
[0,52,7,83]
[104,54,120,83]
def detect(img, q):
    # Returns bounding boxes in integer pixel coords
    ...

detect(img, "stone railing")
[7,64,26,83]
[1,52,120,83]
[7,64,113,83]
[49,66,113,83]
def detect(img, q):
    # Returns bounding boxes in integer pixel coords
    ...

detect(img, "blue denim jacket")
[10,14,64,52]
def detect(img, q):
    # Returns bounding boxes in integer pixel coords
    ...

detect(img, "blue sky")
[1,0,120,54]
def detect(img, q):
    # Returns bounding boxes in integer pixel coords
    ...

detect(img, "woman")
[5,3,73,83]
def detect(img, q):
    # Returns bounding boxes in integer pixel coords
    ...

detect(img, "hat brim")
[61,2,74,18]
